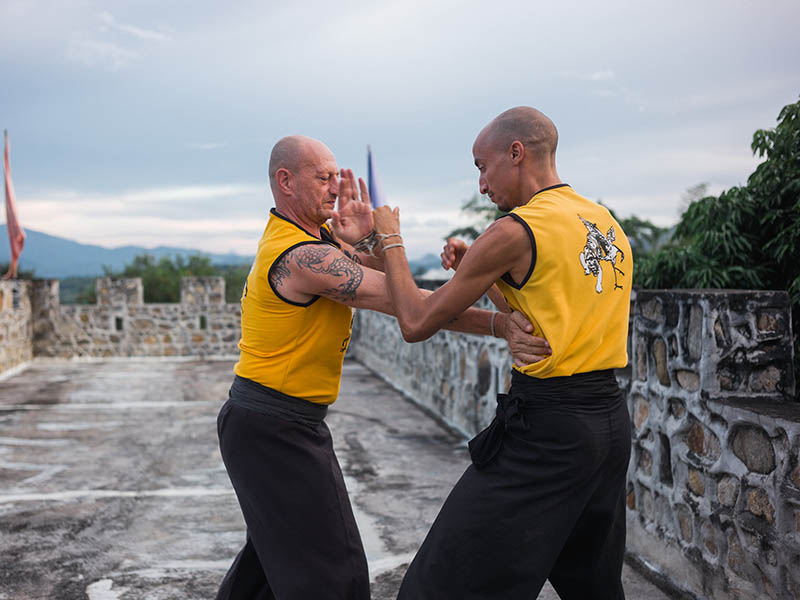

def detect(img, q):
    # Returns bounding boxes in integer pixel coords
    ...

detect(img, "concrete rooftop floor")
[0,359,675,599]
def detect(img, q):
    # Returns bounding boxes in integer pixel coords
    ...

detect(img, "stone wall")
[627,290,798,600]
[31,277,241,359]
[0,279,33,374]
[350,295,511,436]
[349,289,799,600]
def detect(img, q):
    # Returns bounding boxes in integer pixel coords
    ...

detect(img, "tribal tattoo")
[271,244,364,302]
[270,260,291,288]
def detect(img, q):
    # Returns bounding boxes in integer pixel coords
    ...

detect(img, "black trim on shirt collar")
[531,183,570,199]
[270,208,340,248]
[319,227,340,248]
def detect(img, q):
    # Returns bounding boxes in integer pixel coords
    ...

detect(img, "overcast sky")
[2,0,798,259]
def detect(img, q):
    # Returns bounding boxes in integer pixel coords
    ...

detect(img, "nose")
[478,176,488,195]
[330,177,339,197]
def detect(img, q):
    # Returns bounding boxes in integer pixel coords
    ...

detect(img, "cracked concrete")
[0,359,674,599]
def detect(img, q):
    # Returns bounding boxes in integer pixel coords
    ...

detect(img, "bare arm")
[338,239,385,272]
[442,237,511,312]
[270,242,549,361]
[375,208,532,342]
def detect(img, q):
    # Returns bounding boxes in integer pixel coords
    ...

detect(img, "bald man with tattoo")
[374,107,633,599]
[215,135,550,600]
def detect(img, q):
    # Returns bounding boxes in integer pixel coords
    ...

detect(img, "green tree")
[0,263,35,279]
[445,193,504,241]
[600,203,671,270]
[216,263,252,303]
[637,97,800,395]
[104,254,217,303]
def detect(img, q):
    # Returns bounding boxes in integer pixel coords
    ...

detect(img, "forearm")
[487,284,512,312]
[358,283,502,339]
[382,245,440,341]
[442,306,506,338]
[339,240,385,272]
[356,252,385,272]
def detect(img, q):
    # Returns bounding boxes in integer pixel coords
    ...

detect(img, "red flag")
[3,130,25,279]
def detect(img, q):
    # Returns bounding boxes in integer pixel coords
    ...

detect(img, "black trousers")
[398,369,631,600]
[216,376,370,600]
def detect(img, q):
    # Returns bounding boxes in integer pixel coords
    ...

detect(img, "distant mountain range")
[0,226,442,279]
[0,226,253,278]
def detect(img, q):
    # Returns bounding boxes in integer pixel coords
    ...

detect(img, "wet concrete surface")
[0,359,674,599]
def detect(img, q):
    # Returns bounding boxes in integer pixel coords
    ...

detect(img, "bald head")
[268,135,333,190]
[479,106,558,163]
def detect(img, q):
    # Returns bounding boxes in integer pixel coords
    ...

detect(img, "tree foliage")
[637,97,800,394]
[66,254,250,304]
[217,263,251,303]
[445,193,504,241]
[600,205,671,272]
[103,254,218,303]
[0,263,35,279]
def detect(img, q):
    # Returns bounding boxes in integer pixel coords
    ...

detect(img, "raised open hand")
[331,168,373,245]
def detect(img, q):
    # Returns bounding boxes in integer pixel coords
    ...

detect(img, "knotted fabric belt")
[467,368,620,469]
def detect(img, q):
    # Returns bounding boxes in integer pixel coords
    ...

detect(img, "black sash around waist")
[468,369,622,469]
[509,368,619,402]
[227,375,328,425]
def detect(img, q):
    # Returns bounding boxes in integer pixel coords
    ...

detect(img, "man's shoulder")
[471,215,533,262]
[485,213,533,239]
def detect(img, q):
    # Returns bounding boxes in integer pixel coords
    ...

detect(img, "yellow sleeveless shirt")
[495,184,632,378]
[234,209,354,404]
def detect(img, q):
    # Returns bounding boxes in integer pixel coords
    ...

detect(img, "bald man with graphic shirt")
[215,135,551,600]
[373,107,633,599]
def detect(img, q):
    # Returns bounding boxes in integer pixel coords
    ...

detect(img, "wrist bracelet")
[353,229,379,257]
[376,233,402,241]
[490,311,498,337]
[382,243,404,253]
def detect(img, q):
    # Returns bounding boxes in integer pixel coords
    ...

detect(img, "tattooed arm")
[270,243,394,312]
[341,242,386,272]
[329,233,385,272]
[269,243,551,364]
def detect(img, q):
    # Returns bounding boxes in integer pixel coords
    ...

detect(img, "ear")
[509,140,525,165]
[275,168,293,195]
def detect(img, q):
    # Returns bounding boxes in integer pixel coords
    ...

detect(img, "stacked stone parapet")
[349,289,798,600]
[181,276,226,305]
[29,277,240,359]
[96,277,143,307]
[0,279,33,374]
